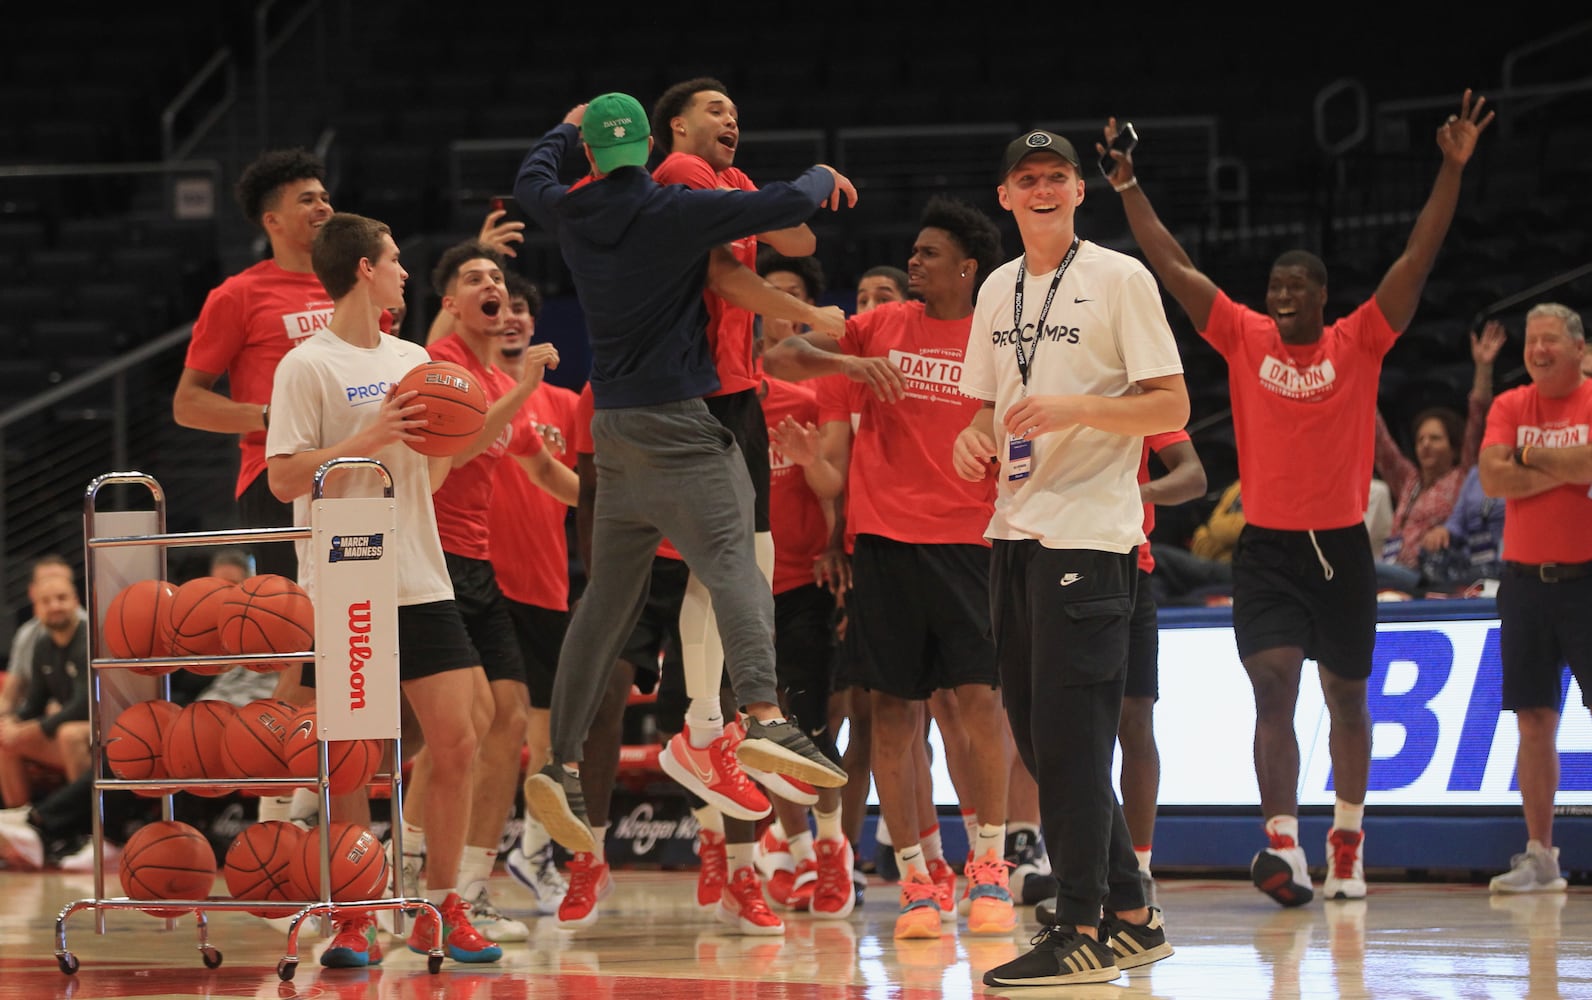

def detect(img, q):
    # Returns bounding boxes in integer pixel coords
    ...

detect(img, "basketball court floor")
[0,868,1583,999]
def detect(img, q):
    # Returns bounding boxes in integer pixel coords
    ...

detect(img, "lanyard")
[1012,237,1079,388]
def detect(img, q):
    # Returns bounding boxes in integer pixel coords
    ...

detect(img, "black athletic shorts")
[705,388,771,534]
[1232,523,1376,680]
[444,552,524,685]
[774,583,838,694]
[506,599,568,709]
[302,600,479,687]
[1125,568,1159,701]
[628,556,690,730]
[847,534,997,701]
[237,472,297,580]
[1497,569,1592,711]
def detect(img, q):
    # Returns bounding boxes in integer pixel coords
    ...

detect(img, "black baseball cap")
[1000,130,1081,178]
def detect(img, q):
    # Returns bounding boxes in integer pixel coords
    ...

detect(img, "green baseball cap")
[581,92,651,174]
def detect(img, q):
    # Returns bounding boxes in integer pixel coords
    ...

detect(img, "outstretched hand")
[1437,90,1493,166]
[478,207,525,259]
[817,165,859,211]
[563,103,587,128]
[1471,320,1506,366]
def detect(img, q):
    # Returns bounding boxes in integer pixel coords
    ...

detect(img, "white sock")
[875,815,893,847]
[425,885,456,905]
[257,796,294,822]
[521,815,552,857]
[974,822,1005,862]
[288,787,319,821]
[1135,847,1153,873]
[694,805,724,836]
[1265,815,1300,845]
[401,820,427,860]
[895,845,925,880]
[592,825,608,864]
[787,830,815,866]
[814,805,843,842]
[1008,821,1040,838]
[919,824,944,863]
[1334,799,1365,833]
[456,845,497,900]
[961,809,979,847]
[680,573,726,731]
[727,841,755,874]
[685,698,725,749]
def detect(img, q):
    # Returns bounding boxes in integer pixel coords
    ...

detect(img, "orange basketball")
[102,579,179,675]
[220,698,301,792]
[162,576,239,674]
[281,708,381,794]
[289,821,388,902]
[218,574,313,673]
[394,359,488,457]
[105,699,182,797]
[119,820,217,917]
[223,821,307,917]
[163,699,237,797]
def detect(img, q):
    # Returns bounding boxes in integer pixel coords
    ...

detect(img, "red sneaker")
[696,829,727,911]
[406,892,502,963]
[926,856,958,923]
[321,909,381,968]
[659,730,770,821]
[717,865,784,936]
[809,837,856,919]
[558,852,614,928]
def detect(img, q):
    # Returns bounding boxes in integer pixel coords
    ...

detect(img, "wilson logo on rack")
[348,601,372,712]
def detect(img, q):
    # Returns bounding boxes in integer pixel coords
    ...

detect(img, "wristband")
[1113,176,1139,193]
[1522,444,1533,468]
[262,404,270,429]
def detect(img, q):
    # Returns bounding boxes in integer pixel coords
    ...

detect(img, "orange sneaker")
[893,867,942,939]
[964,850,1017,935]
[406,892,502,963]
[659,730,771,821]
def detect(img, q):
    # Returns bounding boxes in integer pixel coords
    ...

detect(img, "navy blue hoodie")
[514,123,835,409]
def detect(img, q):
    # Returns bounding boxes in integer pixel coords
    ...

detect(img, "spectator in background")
[208,548,252,585]
[1419,464,1505,591]
[1372,321,1504,589]
[855,266,908,314]
[1148,478,1240,605]
[2,556,82,720]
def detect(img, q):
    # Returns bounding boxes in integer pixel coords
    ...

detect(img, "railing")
[161,48,237,163]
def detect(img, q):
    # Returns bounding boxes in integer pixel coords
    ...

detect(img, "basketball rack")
[55,460,445,980]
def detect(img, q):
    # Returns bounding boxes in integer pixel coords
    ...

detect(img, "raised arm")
[706,249,845,337]
[1373,91,1493,333]
[760,330,906,403]
[1101,119,1220,329]
[1373,407,1417,500]
[1460,320,1505,468]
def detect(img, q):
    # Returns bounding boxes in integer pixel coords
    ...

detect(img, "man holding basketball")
[266,212,500,968]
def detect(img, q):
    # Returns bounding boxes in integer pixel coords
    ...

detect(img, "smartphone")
[1098,122,1138,178]
[489,194,524,224]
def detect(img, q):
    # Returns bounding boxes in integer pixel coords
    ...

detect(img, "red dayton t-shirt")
[574,383,683,563]
[763,377,828,595]
[1138,430,1192,574]
[427,333,541,561]
[1200,292,1398,531]
[186,261,333,498]
[652,151,760,398]
[491,381,579,611]
[1483,378,1592,565]
[834,300,995,546]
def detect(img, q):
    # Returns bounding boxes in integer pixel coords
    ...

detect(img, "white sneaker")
[506,841,568,915]
[1489,841,1567,894]
[0,819,43,871]
[59,839,122,873]
[1250,834,1313,907]
[468,884,531,941]
[375,838,425,933]
[1323,828,1366,900]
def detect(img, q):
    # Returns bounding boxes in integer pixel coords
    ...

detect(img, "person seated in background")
[0,567,90,811]
[1372,322,1503,593]
[855,265,908,315]
[1419,464,1505,592]
[1148,478,1241,605]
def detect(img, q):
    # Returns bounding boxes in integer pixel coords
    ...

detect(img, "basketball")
[163,699,238,797]
[394,359,488,457]
[220,698,301,791]
[102,579,179,675]
[119,820,218,917]
[223,821,307,918]
[162,575,239,673]
[281,707,380,794]
[289,821,389,902]
[218,574,313,673]
[105,699,182,797]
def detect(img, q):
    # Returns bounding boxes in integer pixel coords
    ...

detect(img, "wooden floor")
[2,869,1586,999]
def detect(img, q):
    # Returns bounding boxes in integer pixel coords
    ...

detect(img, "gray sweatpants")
[549,398,779,765]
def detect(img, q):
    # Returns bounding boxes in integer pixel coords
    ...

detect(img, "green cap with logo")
[581,92,651,174]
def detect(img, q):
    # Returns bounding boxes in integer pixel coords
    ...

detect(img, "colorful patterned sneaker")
[523,762,597,854]
[696,829,729,910]
[926,856,958,923]
[467,884,530,941]
[810,837,856,919]
[1006,827,1059,906]
[893,867,943,940]
[1323,828,1367,900]
[1489,840,1568,894]
[735,716,848,789]
[1100,905,1173,969]
[964,851,1018,935]
[983,925,1120,987]
[406,893,503,963]
[718,865,785,935]
[557,852,614,928]
[505,840,568,915]
[659,730,771,821]
[1250,831,1313,907]
[321,910,380,968]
